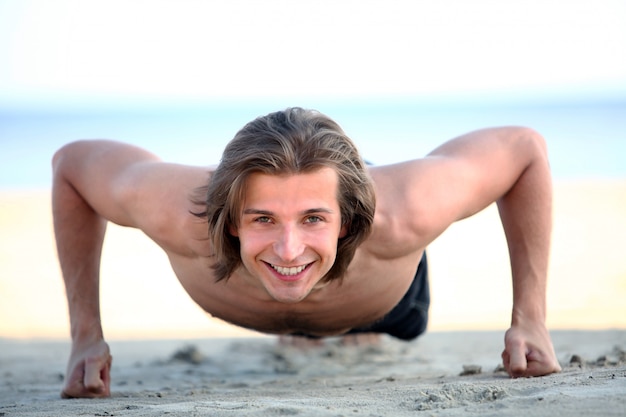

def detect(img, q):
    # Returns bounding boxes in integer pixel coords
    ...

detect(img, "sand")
[1,330,625,416]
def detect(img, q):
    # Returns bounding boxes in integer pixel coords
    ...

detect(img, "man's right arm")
[52,140,161,398]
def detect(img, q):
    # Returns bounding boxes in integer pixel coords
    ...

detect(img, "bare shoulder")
[53,140,213,257]
[114,160,213,256]
[364,127,546,256]
[365,161,435,258]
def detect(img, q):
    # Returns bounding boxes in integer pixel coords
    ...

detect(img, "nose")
[274,224,305,262]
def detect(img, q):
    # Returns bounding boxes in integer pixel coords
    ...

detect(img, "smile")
[270,263,310,276]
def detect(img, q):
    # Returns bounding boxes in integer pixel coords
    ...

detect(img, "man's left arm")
[385,126,562,377]
[404,127,562,377]
[494,130,562,377]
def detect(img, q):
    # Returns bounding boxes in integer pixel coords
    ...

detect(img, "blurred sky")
[0,0,625,187]
[2,0,625,107]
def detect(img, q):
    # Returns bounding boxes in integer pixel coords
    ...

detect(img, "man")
[52,107,561,399]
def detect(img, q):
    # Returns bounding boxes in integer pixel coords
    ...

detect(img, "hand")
[501,322,561,378]
[61,339,112,398]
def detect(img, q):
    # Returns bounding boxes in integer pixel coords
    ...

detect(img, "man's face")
[232,167,346,303]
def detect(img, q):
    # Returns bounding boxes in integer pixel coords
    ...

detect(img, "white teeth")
[271,264,306,276]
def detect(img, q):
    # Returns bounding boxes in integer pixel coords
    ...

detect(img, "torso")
[148,163,428,336]
[167,247,423,336]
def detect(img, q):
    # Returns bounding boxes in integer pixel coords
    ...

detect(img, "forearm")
[496,133,552,325]
[52,154,107,342]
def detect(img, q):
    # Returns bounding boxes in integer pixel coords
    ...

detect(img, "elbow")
[52,140,89,178]
[511,127,553,191]
[501,127,550,171]
[52,145,67,173]
[52,143,70,179]
[527,128,550,176]
[517,127,549,160]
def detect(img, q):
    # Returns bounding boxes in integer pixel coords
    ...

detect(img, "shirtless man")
[52,107,561,398]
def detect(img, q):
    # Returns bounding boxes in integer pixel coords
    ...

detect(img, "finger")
[501,349,510,369]
[100,355,113,396]
[83,355,111,395]
[61,356,112,399]
[506,341,528,377]
[524,350,562,377]
[60,359,87,399]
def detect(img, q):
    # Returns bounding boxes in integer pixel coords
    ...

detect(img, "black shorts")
[292,252,430,341]
[345,252,430,340]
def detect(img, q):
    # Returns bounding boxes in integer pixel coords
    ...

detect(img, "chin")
[267,287,311,304]
[263,279,315,303]
[273,295,307,304]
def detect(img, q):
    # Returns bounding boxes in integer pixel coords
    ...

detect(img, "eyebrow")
[243,208,335,216]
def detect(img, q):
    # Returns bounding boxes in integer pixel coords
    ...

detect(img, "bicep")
[425,127,548,220]
[382,127,548,241]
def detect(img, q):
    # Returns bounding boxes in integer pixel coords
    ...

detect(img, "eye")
[304,215,323,224]
[255,216,272,223]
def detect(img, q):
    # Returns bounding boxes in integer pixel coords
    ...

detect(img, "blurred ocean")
[0,99,624,189]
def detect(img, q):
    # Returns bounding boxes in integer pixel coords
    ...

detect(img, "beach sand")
[1,330,625,416]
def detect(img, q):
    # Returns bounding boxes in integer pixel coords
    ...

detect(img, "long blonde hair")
[195,108,376,282]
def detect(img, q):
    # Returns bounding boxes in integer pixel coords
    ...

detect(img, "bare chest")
[170,253,421,337]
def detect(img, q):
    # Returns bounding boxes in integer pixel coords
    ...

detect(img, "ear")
[338,223,348,238]
[229,224,239,237]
